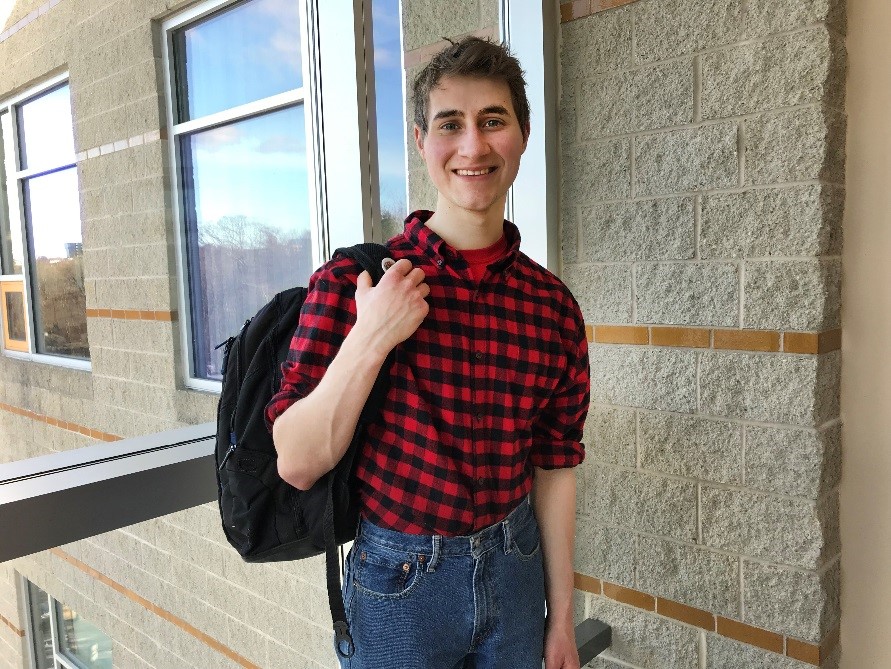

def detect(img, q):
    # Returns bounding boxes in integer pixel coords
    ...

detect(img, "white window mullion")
[315,0,375,255]
[501,0,561,273]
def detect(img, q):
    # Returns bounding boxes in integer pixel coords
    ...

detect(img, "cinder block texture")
[635,123,739,196]
[636,262,740,327]
[574,516,636,587]
[633,0,743,63]
[744,423,841,498]
[585,466,697,542]
[701,487,839,568]
[563,139,631,203]
[589,346,697,412]
[588,597,701,669]
[700,185,844,258]
[563,264,632,323]
[583,405,637,467]
[744,259,841,331]
[699,350,841,426]
[578,59,694,139]
[636,536,740,616]
[639,412,742,484]
[561,8,632,80]
[580,198,695,262]
[744,107,846,185]
[701,28,842,120]
[743,560,840,642]
[706,633,815,669]
[401,0,495,51]
[743,0,847,37]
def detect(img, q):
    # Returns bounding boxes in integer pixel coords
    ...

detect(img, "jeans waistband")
[356,497,536,558]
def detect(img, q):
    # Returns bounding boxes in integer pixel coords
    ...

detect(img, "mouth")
[454,167,497,176]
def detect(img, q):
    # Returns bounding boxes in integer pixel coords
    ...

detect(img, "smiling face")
[414,75,528,227]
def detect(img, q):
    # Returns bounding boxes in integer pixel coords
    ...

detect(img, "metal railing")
[0,424,611,664]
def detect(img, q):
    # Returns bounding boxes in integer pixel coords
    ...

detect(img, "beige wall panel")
[840,0,891,666]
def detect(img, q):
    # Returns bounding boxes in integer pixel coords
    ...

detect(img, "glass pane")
[5,290,26,341]
[1,110,24,274]
[173,0,303,122]
[23,167,89,358]
[16,84,76,172]
[371,0,408,240]
[181,105,313,379]
[55,601,113,669]
[26,581,54,669]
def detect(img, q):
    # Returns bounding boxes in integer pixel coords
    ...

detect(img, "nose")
[458,125,490,159]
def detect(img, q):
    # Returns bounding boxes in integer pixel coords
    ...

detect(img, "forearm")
[272,326,387,490]
[532,466,578,627]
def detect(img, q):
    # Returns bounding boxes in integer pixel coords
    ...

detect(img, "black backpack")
[214,243,392,658]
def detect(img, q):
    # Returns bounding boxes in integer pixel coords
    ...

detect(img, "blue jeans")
[337,497,546,669]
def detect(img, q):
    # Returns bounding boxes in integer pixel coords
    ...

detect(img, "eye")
[483,118,505,128]
[439,121,460,131]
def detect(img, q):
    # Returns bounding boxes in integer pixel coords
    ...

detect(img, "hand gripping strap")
[327,242,393,659]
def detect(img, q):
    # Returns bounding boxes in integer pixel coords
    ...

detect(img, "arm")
[272,259,429,490]
[533,466,580,669]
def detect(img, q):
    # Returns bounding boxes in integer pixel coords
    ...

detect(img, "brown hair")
[411,36,530,139]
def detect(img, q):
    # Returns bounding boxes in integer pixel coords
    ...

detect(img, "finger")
[355,270,372,294]
[387,258,414,275]
[407,267,426,285]
[417,282,431,299]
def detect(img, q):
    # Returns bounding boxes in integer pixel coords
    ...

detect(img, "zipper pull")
[218,433,237,471]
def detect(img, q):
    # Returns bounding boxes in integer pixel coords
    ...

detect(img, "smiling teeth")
[456,168,493,176]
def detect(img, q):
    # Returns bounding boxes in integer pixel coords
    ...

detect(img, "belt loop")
[427,535,441,572]
[503,516,513,554]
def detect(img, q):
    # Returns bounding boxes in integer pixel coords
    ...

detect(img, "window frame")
[0,73,90,371]
[20,575,112,669]
[162,0,373,391]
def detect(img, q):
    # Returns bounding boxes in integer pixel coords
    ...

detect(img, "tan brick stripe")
[585,325,841,354]
[0,613,25,638]
[86,308,177,322]
[51,549,261,669]
[560,0,639,23]
[75,128,167,163]
[574,573,840,665]
[0,402,121,442]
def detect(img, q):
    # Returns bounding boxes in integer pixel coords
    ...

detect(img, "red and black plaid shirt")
[266,211,590,535]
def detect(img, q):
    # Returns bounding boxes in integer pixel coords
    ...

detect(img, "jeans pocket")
[510,517,542,560]
[354,540,423,599]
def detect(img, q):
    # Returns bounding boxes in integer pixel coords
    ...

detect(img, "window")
[0,78,89,364]
[164,0,319,384]
[24,579,112,669]
[163,0,383,389]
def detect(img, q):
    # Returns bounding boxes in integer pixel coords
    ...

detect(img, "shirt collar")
[402,210,521,273]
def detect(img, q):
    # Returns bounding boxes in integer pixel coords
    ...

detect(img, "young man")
[266,37,590,669]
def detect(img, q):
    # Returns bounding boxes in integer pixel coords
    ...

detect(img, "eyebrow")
[431,105,511,122]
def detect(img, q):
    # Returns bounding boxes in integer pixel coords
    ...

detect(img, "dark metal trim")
[0,423,216,563]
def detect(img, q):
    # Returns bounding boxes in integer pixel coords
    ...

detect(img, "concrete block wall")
[560,0,845,667]
[0,0,337,667]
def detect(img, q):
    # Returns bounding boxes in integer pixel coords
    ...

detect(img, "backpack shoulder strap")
[334,243,392,286]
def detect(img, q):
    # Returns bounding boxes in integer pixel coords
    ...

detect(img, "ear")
[522,122,531,151]
[414,125,426,161]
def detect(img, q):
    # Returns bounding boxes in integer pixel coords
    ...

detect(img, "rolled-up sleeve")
[528,298,590,469]
[264,258,359,430]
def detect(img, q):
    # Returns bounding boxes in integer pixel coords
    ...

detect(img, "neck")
[426,198,507,251]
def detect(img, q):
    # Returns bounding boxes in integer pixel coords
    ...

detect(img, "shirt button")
[475,413,484,422]
[477,477,485,486]
[435,258,444,268]
[474,351,483,361]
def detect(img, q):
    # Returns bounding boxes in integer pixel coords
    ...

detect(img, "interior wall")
[839,0,891,666]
